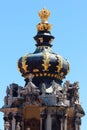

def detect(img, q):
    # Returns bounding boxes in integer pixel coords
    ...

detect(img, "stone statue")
[18,87,22,97]
[66,81,80,106]
[16,122,21,130]
[56,87,64,106]
[6,86,10,97]
[73,82,80,104]
[52,80,62,94]
[29,73,33,82]
[63,81,68,99]
[65,80,70,88]
[4,96,8,105]
[52,80,56,88]
[4,121,10,130]
[42,83,46,94]
[10,85,13,96]
[52,80,57,94]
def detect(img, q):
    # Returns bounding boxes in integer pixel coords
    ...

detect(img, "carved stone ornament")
[16,122,21,130]
[4,121,10,130]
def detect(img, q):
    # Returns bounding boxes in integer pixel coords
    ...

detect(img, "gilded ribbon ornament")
[42,51,51,71]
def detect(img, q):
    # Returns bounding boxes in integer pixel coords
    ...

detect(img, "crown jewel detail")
[36,8,52,32]
[38,8,50,22]
[36,23,52,31]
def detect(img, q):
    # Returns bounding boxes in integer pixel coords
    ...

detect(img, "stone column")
[46,113,52,130]
[78,125,80,130]
[75,117,81,130]
[8,112,13,130]
[78,118,81,130]
[21,118,24,130]
[40,110,47,130]
[51,112,59,130]
[40,116,42,130]
[64,115,67,130]
[14,112,22,130]
[12,117,15,130]
[60,118,63,130]
[75,122,78,130]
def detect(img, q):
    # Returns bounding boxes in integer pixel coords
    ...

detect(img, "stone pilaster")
[14,112,22,130]
[75,117,81,130]
[60,118,63,130]
[8,112,13,130]
[40,110,47,130]
[12,117,15,130]
[64,115,67,130]
[51,112,57,130]
[21,117,24,130]
[46,113,52,130]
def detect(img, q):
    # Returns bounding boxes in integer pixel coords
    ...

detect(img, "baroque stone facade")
[0,8,85,130]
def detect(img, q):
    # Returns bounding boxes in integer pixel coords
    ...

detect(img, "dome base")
[25,76,62,89]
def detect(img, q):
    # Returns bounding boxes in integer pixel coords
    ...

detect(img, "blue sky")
[0,0,87,129]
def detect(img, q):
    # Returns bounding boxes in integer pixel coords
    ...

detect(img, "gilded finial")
[37,8,52,32]
[38,8,50,22]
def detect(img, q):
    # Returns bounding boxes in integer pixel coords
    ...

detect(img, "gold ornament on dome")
[56,55,62,72]
[38,8,50,22]
[36,23,52,32]
[36,8,52,32]
[42,51,51,71]
[67,61,70,74]
[38,37,43,43]
[33,69,39,72]
[22,55,29,72]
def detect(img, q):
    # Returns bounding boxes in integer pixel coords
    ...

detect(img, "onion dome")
[17,8,70,88]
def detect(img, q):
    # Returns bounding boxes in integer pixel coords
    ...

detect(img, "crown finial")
[38,8,50,22]
[36,8,52,32]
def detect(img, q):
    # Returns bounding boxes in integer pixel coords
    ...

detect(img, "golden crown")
[36,23,52,32]
[38,8,50,22]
